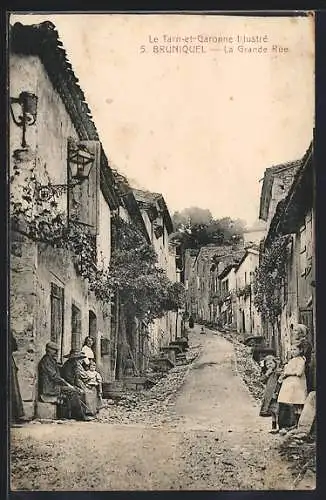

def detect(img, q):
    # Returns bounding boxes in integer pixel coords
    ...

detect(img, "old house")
[217,264,237,329]
[9,21,119,418]
[184,244,245,324]
[235,248,261,335]
[107,174,152,378]
[261,143,314,360]
[132,189,181,358]
[183,248,199,318]
[257,157,303,354]
[259,159,302,236]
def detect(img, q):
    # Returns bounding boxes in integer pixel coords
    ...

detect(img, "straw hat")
[63,349,87,359]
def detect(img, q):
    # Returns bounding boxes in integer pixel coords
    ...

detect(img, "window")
[50,283,64,359]
[71,303,82,350]
[89,310,97,338]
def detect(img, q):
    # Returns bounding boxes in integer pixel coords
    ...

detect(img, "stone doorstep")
[151,356,175,367]
[170,341,189,352]
[35,401,57,420]
[122,376,152,391]
[170,339,188,346]
[163,345,182,353]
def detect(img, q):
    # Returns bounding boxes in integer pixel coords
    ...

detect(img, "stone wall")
[9,51,114,419]
[10,232,38,419]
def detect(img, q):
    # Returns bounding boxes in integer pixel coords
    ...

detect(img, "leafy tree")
[171,207,246,249]
[91,216,185,323]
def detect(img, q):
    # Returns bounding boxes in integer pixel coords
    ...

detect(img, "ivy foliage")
[252,235,290,324]
[10,157,185,323]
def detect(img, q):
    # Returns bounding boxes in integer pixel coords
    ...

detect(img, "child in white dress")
[277,345,307,430]
[85,360,103,401]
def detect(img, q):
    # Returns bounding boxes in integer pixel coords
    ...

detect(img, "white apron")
[277,356,307,405]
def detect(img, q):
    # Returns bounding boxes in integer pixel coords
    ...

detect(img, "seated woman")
[61,349,97,418]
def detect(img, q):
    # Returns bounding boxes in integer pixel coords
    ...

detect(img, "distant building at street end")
[217,264,237,329]
[184,243,245,324]
[234,247,261,336]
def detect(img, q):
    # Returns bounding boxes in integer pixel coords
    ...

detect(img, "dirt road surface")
[11,327,308,491]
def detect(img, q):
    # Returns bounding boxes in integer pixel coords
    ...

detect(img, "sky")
[10,13,314,226]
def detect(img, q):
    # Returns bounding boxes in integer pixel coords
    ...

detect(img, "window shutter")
[69,140,101,235]
[299,225,307,276]
[305,215,313,272]
[71,304,82,350]
[50,284,64,359]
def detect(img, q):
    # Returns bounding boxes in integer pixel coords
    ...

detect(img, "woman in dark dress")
[11,334,24,422]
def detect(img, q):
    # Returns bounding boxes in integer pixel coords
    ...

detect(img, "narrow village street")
[11,325,301,491]
[8,16,316,496]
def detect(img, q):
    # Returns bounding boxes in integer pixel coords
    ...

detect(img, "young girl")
[85,360,103,403]
[277,344,307,432]
[259,355,282,433]
[81,336,95,366]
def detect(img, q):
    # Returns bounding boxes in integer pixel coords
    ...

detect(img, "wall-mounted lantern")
[10,92,38,148]
[35,141,95,202]
[68,142,95,184]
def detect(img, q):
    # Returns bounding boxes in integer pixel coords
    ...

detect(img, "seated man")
[38,342,90,421]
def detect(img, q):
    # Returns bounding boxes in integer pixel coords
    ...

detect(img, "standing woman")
[11,333,24,422]
[81,337,95,366]
[292,323,313,392]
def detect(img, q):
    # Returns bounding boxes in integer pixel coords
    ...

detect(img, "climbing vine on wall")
[252,235,290,325]
[10,155,97,278]
[10,156,185,323]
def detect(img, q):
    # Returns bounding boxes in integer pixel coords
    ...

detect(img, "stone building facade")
[184,243,245,324]
[234,248,261,336]
[217,265,237,329]
[132,189,181,357]
[262,143,315,363]
[258,152,310,358]
[9,22,120,418]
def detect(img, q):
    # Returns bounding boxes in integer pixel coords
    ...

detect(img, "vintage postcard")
[8,11,315,491]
